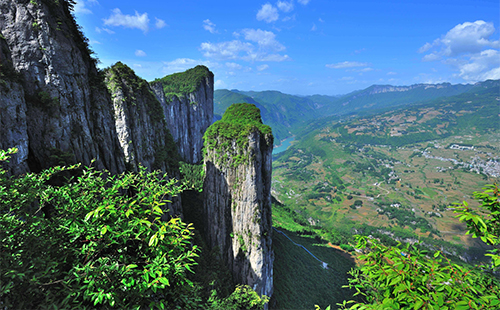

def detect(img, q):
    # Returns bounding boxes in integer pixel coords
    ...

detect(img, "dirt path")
[327,243,356,263]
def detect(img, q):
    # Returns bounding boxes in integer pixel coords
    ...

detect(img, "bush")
[0,148,199,309]
[339,244,354,252]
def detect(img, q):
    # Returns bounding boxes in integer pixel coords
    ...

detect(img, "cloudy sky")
[74,0,499,95]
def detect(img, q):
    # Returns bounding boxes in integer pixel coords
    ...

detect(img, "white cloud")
[73,0,93,14]
[203,19,217,33]
[135,50,147,57]
[419,20,500,82]
[161,58,217,75]
[214,80,227,88]
[103,8,150,32]
[241,28,285,51]
[339,76,354,81]
[419,20,500,58]
[277,1,294,12]
[257,64,269,71]
[358,67,373,72]
[226,62,242,70]
[297,0,311,5]
[95,27,115,34]
[319,18,324,23]
[255,54,290,62]
[311,23,317,31]
[155,18,167,29]
[201,41,253,60]
[326,61,370,69]
[457,49,500,81]
[201,29,289,62]
[387,71,397,75]
[257,3,279,23]
[418,42,433,53]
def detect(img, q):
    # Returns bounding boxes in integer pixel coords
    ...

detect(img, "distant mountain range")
[214,80,499,144]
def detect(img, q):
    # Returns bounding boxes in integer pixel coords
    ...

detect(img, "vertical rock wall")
[150,66,214,164]
[0,36,29,175]
[0,0,125,173]
[203,103,274,299]
[104,62,183,215]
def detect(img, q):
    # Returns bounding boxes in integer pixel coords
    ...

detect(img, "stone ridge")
[150,67,214,164]
[104,61,183,216]
[0,0,125,174]
[104,62,180,173]
[203,103,274,300]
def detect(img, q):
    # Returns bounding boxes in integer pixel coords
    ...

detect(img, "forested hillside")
[215,80,495,146]
[272,81,499,258]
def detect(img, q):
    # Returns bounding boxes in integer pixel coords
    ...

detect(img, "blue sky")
[74,0,500,95]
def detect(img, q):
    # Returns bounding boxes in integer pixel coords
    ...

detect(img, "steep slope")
[105,62,180,173]
[203,103,274,299]
[0,36,28,175]
[151,66,214,164]
[0,0,125,174]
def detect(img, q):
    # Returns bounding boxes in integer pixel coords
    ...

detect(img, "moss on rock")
[203,103,273,166]
[152,65,213,101]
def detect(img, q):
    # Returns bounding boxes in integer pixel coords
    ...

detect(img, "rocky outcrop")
[203,103,274,299]
[0,36,29,175]
[105,62,180,173]
[150,66,213,164]
[0,0,125,173]
[104,62,182,215]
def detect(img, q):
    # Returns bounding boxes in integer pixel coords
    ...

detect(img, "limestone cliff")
[105,62,180,173]
[104,62,183,215]
[0,36,29,175]
[203,103,274,298]
[0,0,125,173]
[150,66,214,164]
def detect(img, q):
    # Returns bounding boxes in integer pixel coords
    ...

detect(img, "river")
[273,136,294,154]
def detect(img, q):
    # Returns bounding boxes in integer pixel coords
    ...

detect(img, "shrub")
[0,148,199,309]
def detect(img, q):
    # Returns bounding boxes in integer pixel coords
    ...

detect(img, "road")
[273,227,328,269]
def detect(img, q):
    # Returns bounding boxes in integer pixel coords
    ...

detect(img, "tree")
[0,148,199,309]
[338,184,500,310]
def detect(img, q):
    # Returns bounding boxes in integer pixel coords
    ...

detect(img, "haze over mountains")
[215,80,499,144]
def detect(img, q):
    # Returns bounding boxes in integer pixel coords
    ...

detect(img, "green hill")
[271,81,500,261]
[215,80,497,148]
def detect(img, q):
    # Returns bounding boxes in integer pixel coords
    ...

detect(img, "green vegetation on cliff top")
[204,103,273,166]
[152,65,213,100]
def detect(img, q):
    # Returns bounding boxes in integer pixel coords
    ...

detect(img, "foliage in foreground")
[0,148,198,309]
[0,148,268,309]
[338,184,500,310]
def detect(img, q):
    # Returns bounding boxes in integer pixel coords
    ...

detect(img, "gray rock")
[104,62,183,216]
[0,0,125,173]
[150,67,213,164]
[203,108,274,299]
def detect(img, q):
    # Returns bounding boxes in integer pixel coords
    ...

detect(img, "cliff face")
[203,103,274,298]
[0,36,29,175]
[105,62,180,173]
[150,66,214,164]
[0,0,125,173]
[104,62,183,215]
